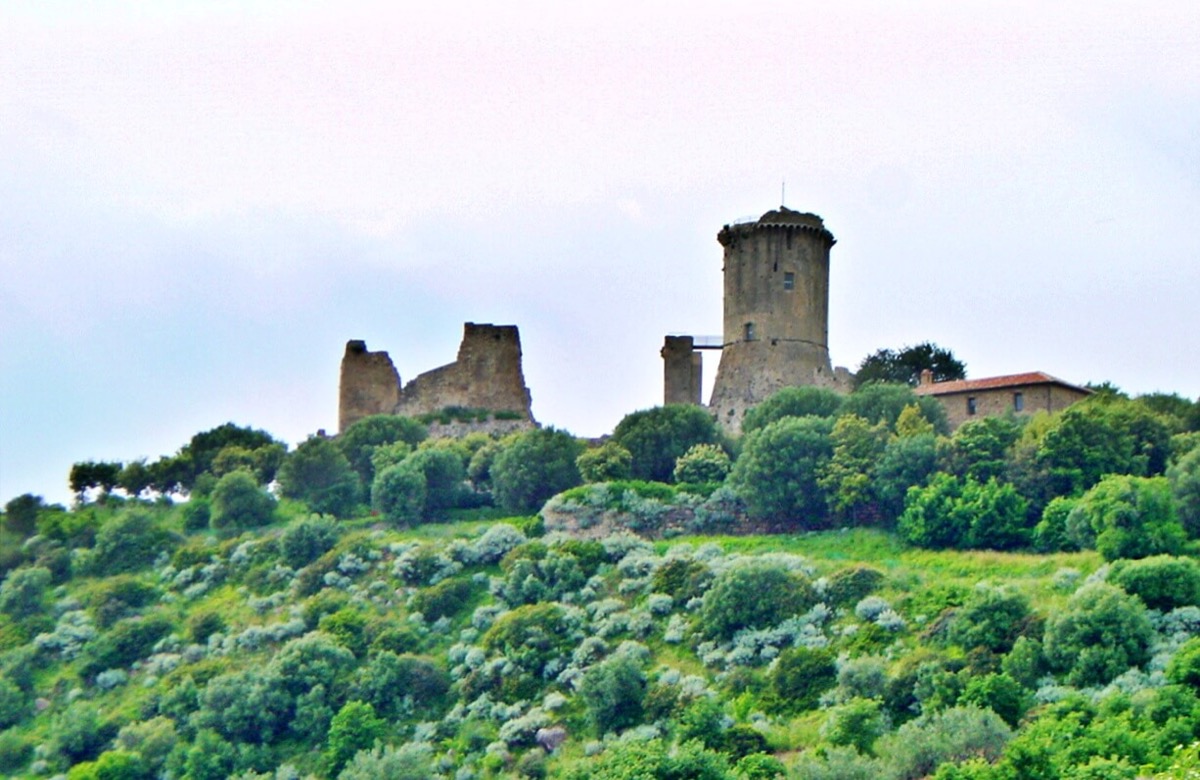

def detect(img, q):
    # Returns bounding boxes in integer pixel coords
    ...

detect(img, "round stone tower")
[708,207,842,432]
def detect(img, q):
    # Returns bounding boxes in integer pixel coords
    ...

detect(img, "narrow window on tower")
[1013,392,1024,412]
[744,322,756,341]
[783,272,795,291]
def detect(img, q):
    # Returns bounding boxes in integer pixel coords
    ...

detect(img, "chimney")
[919,369,934,386]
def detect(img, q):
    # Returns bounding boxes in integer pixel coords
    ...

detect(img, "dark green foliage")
[743,386,845,433]
[556,538,607,577]
[580,654,647,735]
[1070,475,1184,561]
[491,427,584,513]
[611,404,722,482]
[186,610,226,644]
[352,652,449,719]
[210,470,275,531]
[872,432,940,522]
[336,742,435,780]
[677,695,727,751]
[823,697,887,753]
[319,608,369,657]
[825,565,885,608]
[278,514,340,568]
[3,493,44,537]
[81,615,174,677]
[959,673,1028,727]
[87,575,160,628]
[93,510,173,575]
[324,700,386,777]
[66,749,150,780]
[168,422,281,491]
[578,441,634,483]
[70,463,123,498]
[1167,446,1200,537]
[728,415,835,526]
[700,563,816,640]
[51,701,116,763]
[843,383,950,435]
[818,414,890,520]
[480,603,574,698]
[673,443,733,484]
[876,706,1011,780]
[944,417,1021,483]
[651,557,713,601]
[269,631,356,698]
[1033,495,1080,552]
[1109,555,1200,611]
[0,730,32,775]
[177,729,236,780]
[0,674,28,728]
[899,475,1029,550]
[117,459,155,498]
[1044,583,1153,686]
[336,414,428,485]
[371,460,426,526]
[947,587,1032,654]
[180,498,211,531]
[0,566,50,619]
[277,436,361,518]
[197,668,291,743]
[1001,635,1047,689]
[733,753,787,780]
[410,576,475,621]
[563,737,732,780]
[769,646,837,713]
[854,342,966,388]
[1166,637,1200,691]
[407,447,467,517]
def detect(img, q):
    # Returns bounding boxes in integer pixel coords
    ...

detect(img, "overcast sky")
[2,1,1198,507]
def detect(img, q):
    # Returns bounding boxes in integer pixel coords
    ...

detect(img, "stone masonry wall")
[338,341,402,432]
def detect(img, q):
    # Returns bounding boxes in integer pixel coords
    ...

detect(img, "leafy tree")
[324,701,386,777]
[0,566,50,619]
[68,463,121,500]
[278,514,340,568]
[65,750,148,780]
[480,603,575,693]
[876,706,1011,780]
[770,646,837,713]
[92,510,173,575]
[491,427,583,513]
[823,697,887,753]
[1166,637,1200,691]
[210,470,275,531]
[899,475,1028,550]
[336,742,435,780]
[700,563,816,640]
[371,460,427,525]
[171,422,282,491]
[177,729,236,780]
[1069,474,1184,561]
[854,342,966,388]
[817,414,889,520]
[673,443,733,485]
[116,459,154,498]
[1168,445,1200,537]
[843,382,949,435]
[1108,555,1200,611]
[277,435,361,518]
[1044,582,1153,687]
[352,652,449,719]
[81,615,174,677]
[611,404,721,482]
[947,586,1032,654]
[742,385,845,433]
[562,738,732,780]
[943,417,1021,483]
[580,654,647,735]
[896,404,936,438]
[3,493,45,537]
[1032,495,1080,552]
[959,673,1028,727]
[335,414,428,485]
[872,433,940,522]
[268,632,357,698]
[578,441,634,483]
[0,675,29,729]
[406,447,467,517]
[728,415,835,526]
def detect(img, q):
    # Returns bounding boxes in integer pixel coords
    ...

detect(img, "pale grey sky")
[2,1,1198,505]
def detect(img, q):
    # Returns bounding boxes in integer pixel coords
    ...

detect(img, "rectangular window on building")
[967,397,977,415]
[783,272,795,291]
[1013,392,1024,412]
[744,322,757,341]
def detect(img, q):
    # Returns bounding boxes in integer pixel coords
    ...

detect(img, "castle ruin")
[338,323,535,433]
[665,207,852,433]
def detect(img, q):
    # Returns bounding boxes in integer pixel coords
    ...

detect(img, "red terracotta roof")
[913,371,1091,397]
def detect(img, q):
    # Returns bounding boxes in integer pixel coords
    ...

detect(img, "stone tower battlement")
[338,323,535,433]
[706,207,850,432]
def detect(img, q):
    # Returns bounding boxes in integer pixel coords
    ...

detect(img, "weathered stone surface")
[337,324,535,434]
[338,340,402,433]
[662,335,702,405]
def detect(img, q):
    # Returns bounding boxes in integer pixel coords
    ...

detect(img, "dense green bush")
[180,498,211,531]
[825,565,885,608]
[407,447,468,517]
[611,405,722,483]
[872,432,940,521]
[410,576,475,621]
[336,742,434,780]
[87,575,160,628]
[81,614,175,677]
[700,563,816,640]
[651,557,713,602]
[491,427,583,513]
[673,443,732,484]
[352,652,449,718]
[1069,475,1184,561]
[947,587,1032,654]
[277,436,361,518]
[770,646,837,713]
[580,653,647,735]
[336,414,428,485]
[823,697,887,753]
[1168,446,1200,537]
[1108,555,1200,611]
[876,705,1011,780]
[371,460,427,525]
[899,475,1029,551]
[743,386,845,433]
[210,470,275,531]
[0,674,28,729]
[578,441,634,483]
[842,383,949,435]
[563,737,732,780]
[1044,582,1153,687]
[0,565,50,619]
[93,510,174,575]
[728,415,835,526]
[278,514,340,568]
[324,700,386,776]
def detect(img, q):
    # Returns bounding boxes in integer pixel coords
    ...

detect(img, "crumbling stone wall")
[662,336,703,405]
[337,323,535,434]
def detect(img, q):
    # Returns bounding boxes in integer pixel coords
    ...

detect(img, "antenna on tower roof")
[781,179,786,207]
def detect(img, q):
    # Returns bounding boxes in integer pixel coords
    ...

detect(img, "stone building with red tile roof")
[913,370,1091,430]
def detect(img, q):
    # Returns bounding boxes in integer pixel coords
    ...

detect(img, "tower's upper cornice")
[718,207,835,246]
